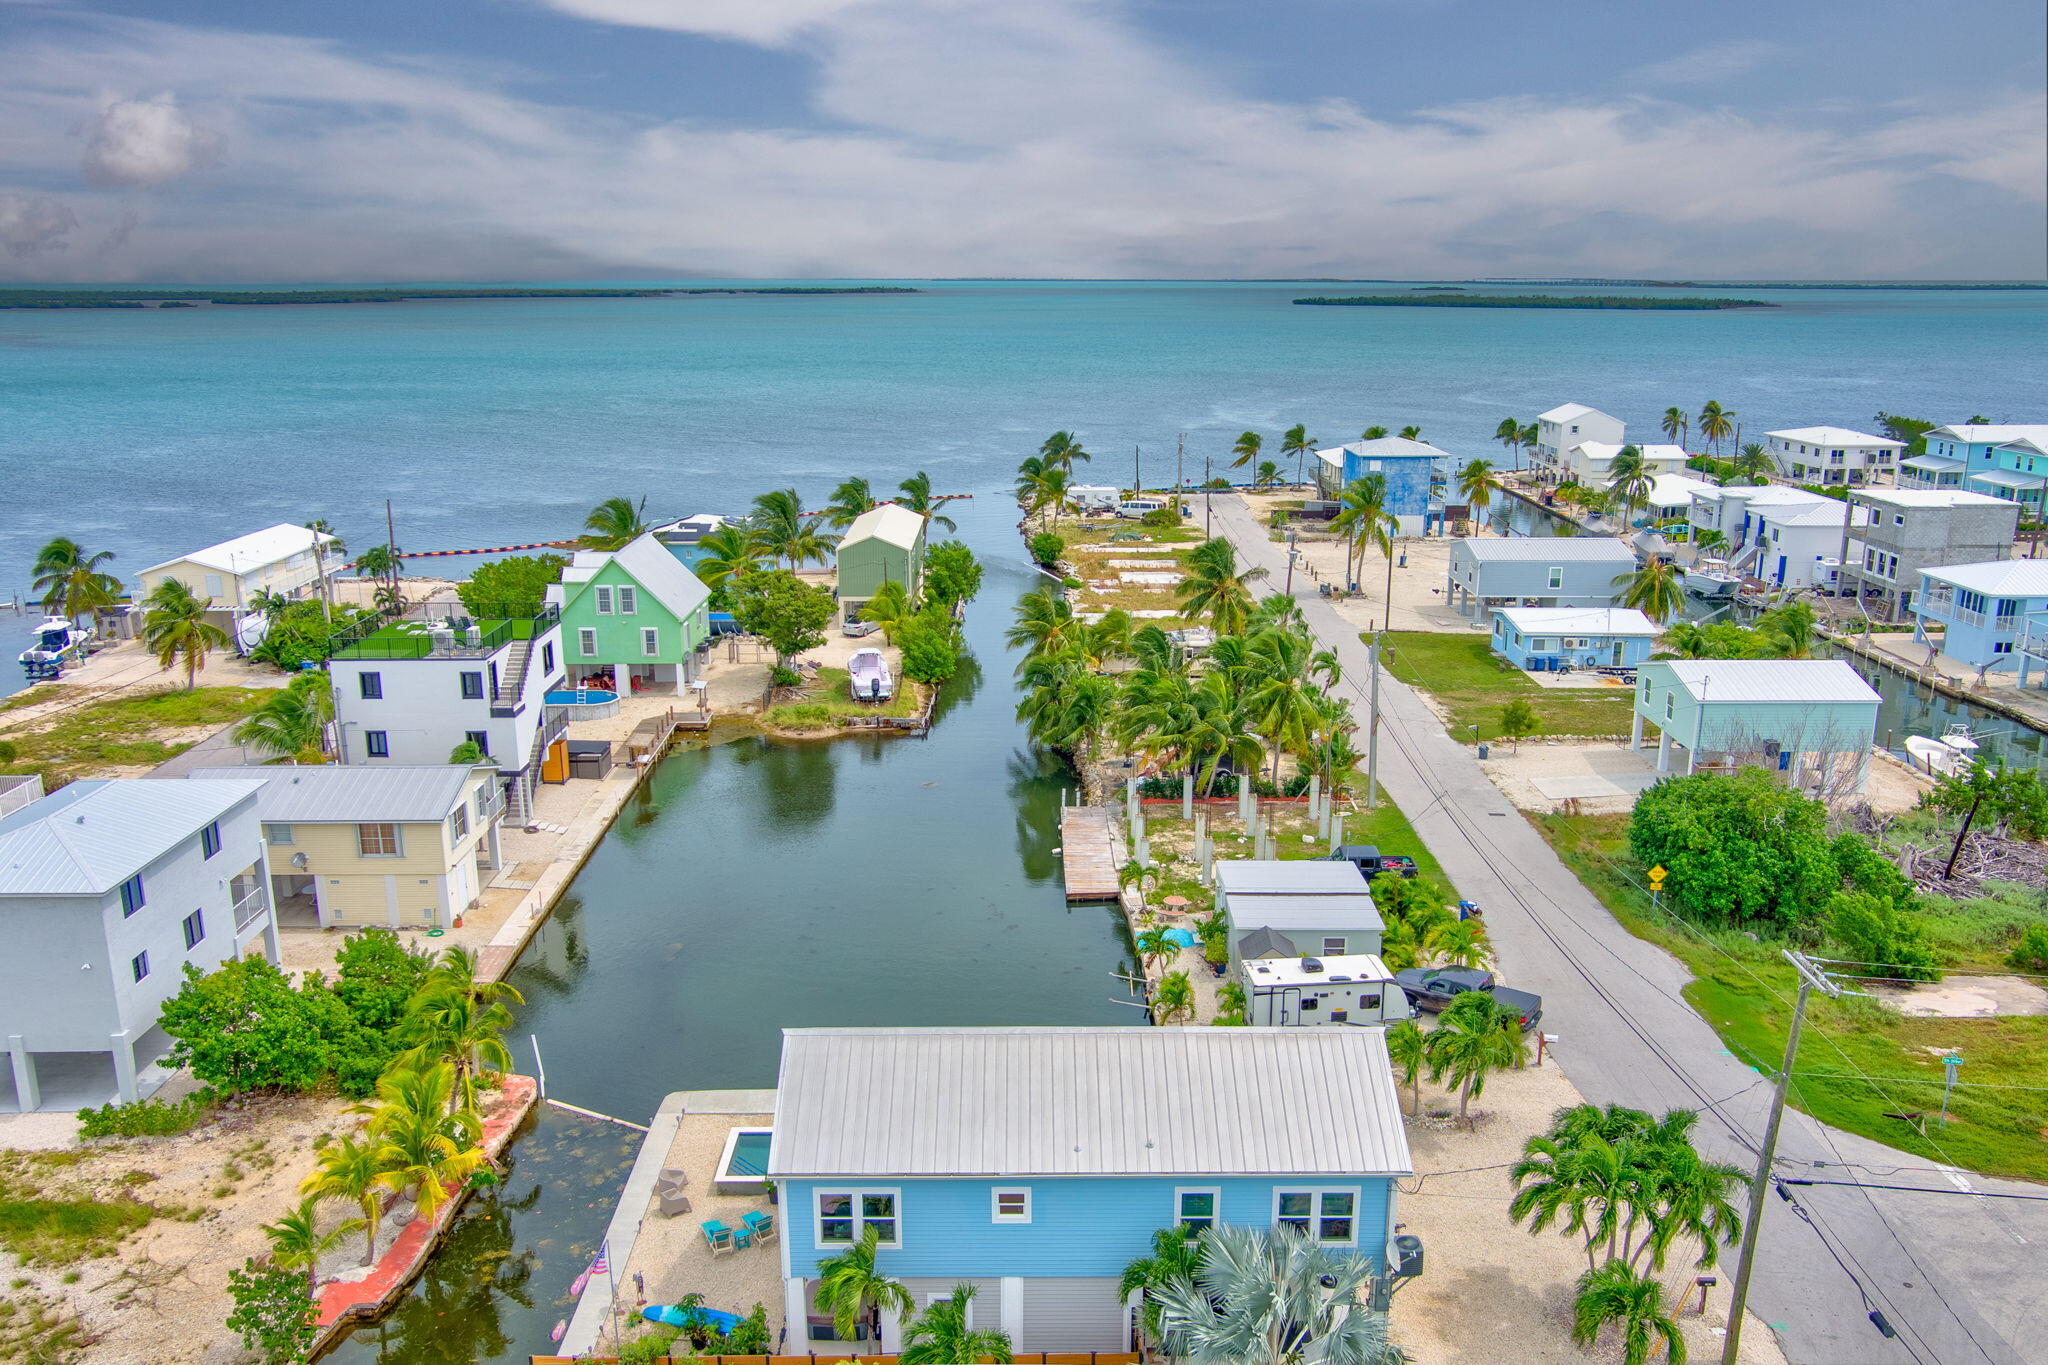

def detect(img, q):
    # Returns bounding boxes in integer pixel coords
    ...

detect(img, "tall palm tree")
[1039,430,1089,472]
[1387,1019,1427,1114]
[1020,464,1074,529]
[581,496,649,551]
[1120,1225,1205,1343]
[1659,407,1690,449]
[825,478,876,531]
[1697,401,1735,459]
[1153,1225,1404,1365]
[301,1134,392,1266]
[814,1228,914,1349]
[1246,628,1338,783]
[1425,989,1528,1127]
[421,944,524,1011]
[31,537,122,627]
[1494,417,1525,465]
[1279,423,1316,488]
[694,526,765,596]
[1016,647,1116,764]
[1230,430,1263,471]
[1734,442,1772,484]
[1606,445,1653,523]
[896,471,959,533]
[1177,539,1268,636]
[305,520,343,615]
[1518,422,1542,469]
[142,578,230,689]
[1397,424,1422,440]
[1360,425,1389,442]
[236,673,334,762]
[1571,1261,1686,1365]
[1005,588,1076,663]
[1615,560,1684,624]
[1457,459,1504,520]
[398,988,517,1115]
[751,488,839,569]
[1331,474,1396,611]
[898,1284,1013,1365]
[262,1195,353,1298]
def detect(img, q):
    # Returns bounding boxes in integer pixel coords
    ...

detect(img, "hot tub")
[543,688,620,720]
[714,1126,773,1195]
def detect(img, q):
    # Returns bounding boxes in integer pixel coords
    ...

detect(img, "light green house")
[1630,659,1879,792]
[545,533,711,693]
[835,503,927,624]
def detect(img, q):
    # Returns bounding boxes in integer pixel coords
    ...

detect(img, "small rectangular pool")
[714,1126,773,1195]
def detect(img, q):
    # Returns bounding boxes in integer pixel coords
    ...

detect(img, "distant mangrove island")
[0,286,922,309]
[1293,293,1775,310]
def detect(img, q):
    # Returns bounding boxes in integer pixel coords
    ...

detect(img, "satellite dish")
[290,852,309,870]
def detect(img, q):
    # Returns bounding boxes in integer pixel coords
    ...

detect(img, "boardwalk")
[1059,805,1120,900]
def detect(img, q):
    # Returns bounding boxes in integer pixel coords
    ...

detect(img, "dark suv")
[1393,967,1543,1031]
[1328,845,1419,879]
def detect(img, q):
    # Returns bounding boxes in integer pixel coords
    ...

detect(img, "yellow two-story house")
[191,765,502,931]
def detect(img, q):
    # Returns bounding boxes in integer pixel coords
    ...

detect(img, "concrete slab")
[1871,975,2048,1019]
[1529,773,1659,800]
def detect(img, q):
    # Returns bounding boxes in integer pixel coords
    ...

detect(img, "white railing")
[232,886,268,932]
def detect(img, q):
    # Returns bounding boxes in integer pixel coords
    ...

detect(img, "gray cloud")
[0,193,79,256]
[80,93,223,188]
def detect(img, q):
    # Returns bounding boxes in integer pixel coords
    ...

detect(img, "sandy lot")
[1480,738,1931,816]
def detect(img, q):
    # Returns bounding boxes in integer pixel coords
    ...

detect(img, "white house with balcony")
[137,524,342,651]
[1561,442,1690,486]
[0,778,273,1111]
[1532,404,1625,481]
[1765,427,1904,487]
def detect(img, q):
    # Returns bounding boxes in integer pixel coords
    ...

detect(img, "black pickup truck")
[1393,967,1543,1031]
[1327,844,1419,879]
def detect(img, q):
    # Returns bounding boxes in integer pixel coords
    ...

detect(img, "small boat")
[18,614,95,681]
[847,647,894,702]
[643,1304,742,1333]
[1905,726,1979,777]
[1683,559,1742,598]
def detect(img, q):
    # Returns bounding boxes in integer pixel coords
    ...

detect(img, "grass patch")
[0,686,271,778]
[762,666,919,729]
[1136,792,1447,909]
[0,1184,154,1264]
[1537,811,2048,1181]
[0,685,79,715]
[1380,632,1642,741]
[0,1286,92,1362]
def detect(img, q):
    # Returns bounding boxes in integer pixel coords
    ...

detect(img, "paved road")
[1210,496,2047,1365]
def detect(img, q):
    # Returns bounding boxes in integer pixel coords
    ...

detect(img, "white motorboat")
[847,647,894,702]
[1683,559,1742,598]
[1904,725,1980,777]
[18,614,95,681]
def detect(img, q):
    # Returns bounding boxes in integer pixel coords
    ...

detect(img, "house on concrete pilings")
[1630,659,1880,794]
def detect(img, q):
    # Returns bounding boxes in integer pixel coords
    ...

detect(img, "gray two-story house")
[1447,538,1638,619]
[1835,490,2019,622]
[0,778,273,1112]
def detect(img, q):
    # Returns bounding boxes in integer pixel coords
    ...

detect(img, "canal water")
[321,500,1138,1364]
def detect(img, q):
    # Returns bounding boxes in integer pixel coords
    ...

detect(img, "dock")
[1060,805,1121,900]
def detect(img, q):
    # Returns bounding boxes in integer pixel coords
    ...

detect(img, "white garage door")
[1020,1277,1129,1353]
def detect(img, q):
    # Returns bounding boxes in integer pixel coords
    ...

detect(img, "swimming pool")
[543,688,621,719]
[714,1126,773,1193]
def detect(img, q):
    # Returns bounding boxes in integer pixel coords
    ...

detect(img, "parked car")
[1327,844,1419,879]
[842,618,880,638]
[1393,967,1542,1030]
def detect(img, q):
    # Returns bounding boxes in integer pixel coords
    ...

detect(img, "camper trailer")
[1240,954,1412,1027]
[1068,485,1122,515]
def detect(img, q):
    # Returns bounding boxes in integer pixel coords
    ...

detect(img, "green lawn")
[1134,792,1447,910]
[762,666,921,729]
[1379,631,1643,742]
[1537,811,2048,1181]
[0,686,272,784]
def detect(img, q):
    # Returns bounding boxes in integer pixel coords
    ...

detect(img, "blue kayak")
[643,1304,742,1332]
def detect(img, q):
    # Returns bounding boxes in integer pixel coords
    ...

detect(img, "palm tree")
[1005,588,1076,662]
[1697,401,1736,459]
[421,944,524,1010]
[1022,464,1074,529]
[825,478,876,531]
[367,1068,487,1223]
[1151,970,1195,1024]
[1331,475,1396,609]
[305,520,343,614]
[1397,424,1422,440]
[1153,1225,1404,1365]
[1494,417,1525,465]
[1120,1226,1205,1343]
[581,495,649,551]
[1457,459,1503,520]
[694,526,766,596]
[897,471,958,533]
[398,988,517,1115]
[859,580,914,640]
[1279,423,1316,488]
[752,489,840,569]
[1387,1019,1427,1114]
[1637,1135,1744,1272]
[1659,407,1690,450]
[1607,445,1653,524]
[1657,622,1714,660]
[1571,1261,1686,1365]
[898,1284,1013,1365]
[1518,422,1542,470]
[1734,442,1772,484]
[1759,599,1818,658]
[814,1228,914,1349]
[31,537,122,627]
[1691,528,1727,558]
[1230,430,1263,471]
[1246,628,1337,783]
[1039,430,1089,472]
[1425,989,1528,1127]
[1134,925,1180,971]
[142,578,230,689]
[1360,425,1389,442]
[262,1195,352,1298]
[302,1134,392,1266]
[1424,916,1493,969]
[236,673,334,762]
[1178,539,1269,636]
[354,543,403,611]
[1254,459,1282,489]
[1614,560,1684,624]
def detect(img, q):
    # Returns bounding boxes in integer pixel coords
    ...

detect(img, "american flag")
[589,1241,610,1275]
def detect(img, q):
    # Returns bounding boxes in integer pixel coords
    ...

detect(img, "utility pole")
[1365,630,1382,809]
[1720,951,1840,1365]
[1176,433,1184,500]
[1283,532,1299,596]
[1134,444,1141,498]
[1204,455,1213,536]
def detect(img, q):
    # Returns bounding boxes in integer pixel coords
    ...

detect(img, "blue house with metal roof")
[767,1026,1412,1354]
[1911,561,2048,672]
[1313,437,1450,536]
[1447,537,1637,619]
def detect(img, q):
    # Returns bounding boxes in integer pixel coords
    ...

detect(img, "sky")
[0,0,2042,282]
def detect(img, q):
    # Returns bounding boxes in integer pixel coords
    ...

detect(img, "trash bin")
[1477,742,1490,759]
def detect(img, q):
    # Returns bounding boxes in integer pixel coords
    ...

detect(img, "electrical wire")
[1783,1178,2048,1203]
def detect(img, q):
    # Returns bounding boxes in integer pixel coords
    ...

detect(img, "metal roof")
[1214,859,1369,895]
[1458,537,1636,563]
[769,1027,1411,1178]
[841,504,926,552]
[1236,927,1299,958]
[555,532,711,620]
[1853,489,2007,508]
[1571,442,1689,464]
[1919,560,2048,597]
[188,765,477,822]
[1766,427,1903,448]
[0,778,264,896]
[1902,455,1964,472]
[1227,893,1385,934]
[1652,659,1880,705]
[1316,436,1451,463]
[1930,424,2048,445]
[1967,469,2047,491]
[139,523,337,578]
[1755,501,1853,528]
[1539,402,1614,424]
[1493,607,1659,636]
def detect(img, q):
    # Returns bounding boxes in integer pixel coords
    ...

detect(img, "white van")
[1116,498,1165,519]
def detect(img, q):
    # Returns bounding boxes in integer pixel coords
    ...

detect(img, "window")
[131,951,150,983]
[1664,693,1675,721]
[595,585,614,615]
[542,642,556,675]
[476,788,493,820]
[816,1190,899,1247]
[203,573,223,598]
[991,1188,1032,1223]
[465,729,490,757]
[1994,641,2015,655]
[618,586,638,615]
[357,823,402,857]
[1529,637,1552,653]
[200,821,221,859]
[578,627,598,657]
[460,671,485,700]
[119,874,146,917]
[264,823,294,845]
[449,806,469,841]
[1274,1188,1359,1244]
[359,672,383,699]
[1322,937,1345,955]
[641,627,661,657]
[1175,1188,1220,1236]
[364,730,390,758]
[1546,566,1563,590]
[182,909,205,950]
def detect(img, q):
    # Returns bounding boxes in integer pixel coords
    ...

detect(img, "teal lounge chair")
[700,1220,734,1256]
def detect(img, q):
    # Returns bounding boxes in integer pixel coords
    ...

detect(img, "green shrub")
[897,617,961,684]
[1028,531,1065,566]
[618,1325,681,1365]
[1141,507,1178,527]
[769,664,802,688]
[77,1096,208,1141]
[456,555,565,619]
[924,541,985,605]
[1628,769,1839,936]
[2008,924,2048,972]
[225,1260,315,1365]
[1827,891,1941,982]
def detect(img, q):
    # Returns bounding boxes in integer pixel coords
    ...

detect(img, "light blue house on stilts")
[1490,607,1659,672]
[1912,561,2048,678]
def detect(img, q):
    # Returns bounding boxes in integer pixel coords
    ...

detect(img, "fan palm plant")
[1571,1261,1686,1365]
[1457,459,1503,518]
[31,537,122,627]
[1178,539,1269,637]
[236,673,335,762]
[1423,916,1493,970]
[301,1134,392,1266]
[1230,430,1263,470]
[1425,989,1528,1127]
[1734,442,1772,484]
[1614,560,1684,624]
[897,471,958,532]
[1134,925,1180,971]
[1759,599,1818,658]
[1279,423,1317,488]
[1152,1224,1404,1365]
[262,1195,353,1298]
[581,495,649,551]
[1386,1019,1427,1114]
[142,578,231,689]
[1151,970,1196,1024]
[815,1228,914,1348]
[825,478,876,530]
[1659,407,1690,449]
[897,1284,1013,1365]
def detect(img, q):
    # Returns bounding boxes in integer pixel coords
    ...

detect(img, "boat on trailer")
[18,615,95,681]
[1683,558,1742,598]
[847,647,894,702]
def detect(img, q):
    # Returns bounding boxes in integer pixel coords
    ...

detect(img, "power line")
[1783,1177,2048,1203]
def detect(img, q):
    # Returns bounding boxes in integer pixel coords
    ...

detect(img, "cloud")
[533,0,875,45]
[1629,40,1782,86]
[0,192,78,256]
[79,93,222,187]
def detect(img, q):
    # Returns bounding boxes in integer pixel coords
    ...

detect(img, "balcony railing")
[232,886,269,932]
[329,603,559,662]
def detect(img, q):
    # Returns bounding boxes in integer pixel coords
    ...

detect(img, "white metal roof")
[1494,607,1658,636]
[1645,473,1716,507]
[1967,469,2047,491]
[1317,436,1451,464]
[140,524,337,578]
[1853,489,2007,508]
[769,1027,1412,1178]
[1766,427,1903,449]
[1691,484,1833,507]
[1571,442,1688,464]
[841,503,926,552]
[0,778,264,896]
[1902,455,1964,472]
[650,513,725,534]
[1919,560,2048,597]
[1755,500,1854,529]
[1228,893,1386,934]
[188,765,477,823]
[1539,402,1615,424]
[1243,954,1397,988]
[1653,659,1880,705]
[556,532,711,620]
[1458,537,1636,563]
[1215,859,1369,895]
[1930,424,2048,445]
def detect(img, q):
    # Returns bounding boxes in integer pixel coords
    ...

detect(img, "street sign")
[1648,864,1667,887]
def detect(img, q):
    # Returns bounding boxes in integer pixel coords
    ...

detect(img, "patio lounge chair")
[701,1220,734,1256]
[743,1210,777,1244]
[658,1188,691,1217]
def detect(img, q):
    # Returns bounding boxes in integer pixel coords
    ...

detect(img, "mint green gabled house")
[835,504,927,625]
[545,533,712,694]
[1630,659,1879,794]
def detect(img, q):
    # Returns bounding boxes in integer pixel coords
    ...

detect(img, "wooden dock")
[1060,806,1121,900]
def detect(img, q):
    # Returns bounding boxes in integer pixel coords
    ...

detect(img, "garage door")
[1020,1277,1129,1353]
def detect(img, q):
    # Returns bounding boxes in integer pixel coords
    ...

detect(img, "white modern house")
[1765,428,1904,487]
[1631,660,1881,793]
[1562,442,1690,486]
[0,778,274,1111]
[137,524,342,651]
[1746,498,1864,590]
[1533,404,1625,480]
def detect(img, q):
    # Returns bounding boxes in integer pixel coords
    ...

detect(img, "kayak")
[642,1304,742,1332]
